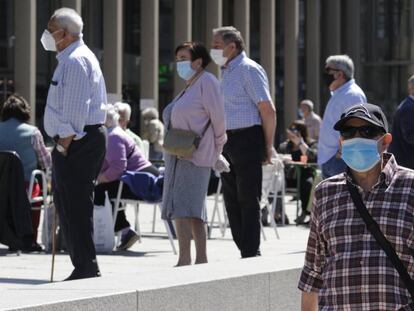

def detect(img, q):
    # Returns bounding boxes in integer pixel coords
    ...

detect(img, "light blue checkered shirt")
[221,51,272,130]
[44,39,107,140]
[317,79,367,165]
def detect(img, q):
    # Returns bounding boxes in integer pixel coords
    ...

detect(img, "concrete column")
[234,0,250,55]
[61,0,82,13]
[284,0,299,129]
[305,0,321,113]
[14,0,36,124]
[140,0,159,110]
[260,0,275,100]
[344,0,361,81]
[103,0,123,101]
[322,0,341,58]
[173,0,192,95]
[206,0,222,77]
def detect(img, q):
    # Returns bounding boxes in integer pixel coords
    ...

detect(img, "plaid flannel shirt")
[299,153,414,310]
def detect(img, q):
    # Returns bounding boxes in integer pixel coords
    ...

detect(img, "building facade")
[0,0,413,145]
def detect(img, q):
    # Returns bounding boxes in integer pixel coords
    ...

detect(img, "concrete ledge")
[2,256,302,311]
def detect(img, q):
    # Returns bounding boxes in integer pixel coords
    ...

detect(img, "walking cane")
[50,204,57,282]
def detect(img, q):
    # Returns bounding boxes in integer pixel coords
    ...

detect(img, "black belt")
[226,125,260,136]
[84,124,102,132]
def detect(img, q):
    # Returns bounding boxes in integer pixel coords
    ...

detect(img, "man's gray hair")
[105,104,120,128]
[408,75,414,85]
[212,26,245,52]
[114,102,131,121]
[51,8,83,36]
[326,55,354,79]
[300,99,314,111]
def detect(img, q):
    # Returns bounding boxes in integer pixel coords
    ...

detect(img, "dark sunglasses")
[340,125,384,139]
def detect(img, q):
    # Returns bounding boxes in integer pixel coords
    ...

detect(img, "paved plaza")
[0,196,309,310]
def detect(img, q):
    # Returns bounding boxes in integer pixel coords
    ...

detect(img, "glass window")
[360,0,414,119]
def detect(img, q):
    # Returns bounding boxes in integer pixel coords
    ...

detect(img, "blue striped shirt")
[221,51,272,130]
[44,39,107,140]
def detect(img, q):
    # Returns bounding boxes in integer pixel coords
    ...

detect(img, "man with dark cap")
[299,103,414,310]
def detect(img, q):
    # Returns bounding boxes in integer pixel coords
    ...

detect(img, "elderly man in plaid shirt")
[300,103,414,310]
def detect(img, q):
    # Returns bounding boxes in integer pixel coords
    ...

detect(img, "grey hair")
[141,107,159,120]
[212,26,245,52]
[105,104,120,128]
[325,55,354,79]
[114,102,131,121]
[51,8,83,36]
[408,75,414,85]
[300,99,314,111]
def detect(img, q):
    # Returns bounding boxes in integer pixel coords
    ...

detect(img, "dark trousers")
[52,126,106,272]
[94,165,160,232]
[221,125,264,258]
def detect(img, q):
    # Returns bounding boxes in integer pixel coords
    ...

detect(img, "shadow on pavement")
[0,278,49,285]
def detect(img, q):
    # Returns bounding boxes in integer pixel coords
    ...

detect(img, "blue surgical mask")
[341,137,381,172]
[176,61,196,81]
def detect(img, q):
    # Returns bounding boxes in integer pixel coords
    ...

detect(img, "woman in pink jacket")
[162,42,227,266]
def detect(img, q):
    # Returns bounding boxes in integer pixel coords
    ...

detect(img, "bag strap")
[346,180,414,300]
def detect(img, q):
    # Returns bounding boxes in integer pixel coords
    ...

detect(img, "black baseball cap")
[334,103,388,133]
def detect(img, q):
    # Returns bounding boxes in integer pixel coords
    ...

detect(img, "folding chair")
[28,169,51,247]
[112,177,177,254]
[261,161,282,240]
[208,177,228,239]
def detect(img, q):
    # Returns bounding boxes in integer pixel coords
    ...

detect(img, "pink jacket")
[170,71,227,167]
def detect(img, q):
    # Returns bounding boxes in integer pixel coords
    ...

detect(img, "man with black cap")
[299,103,414,310]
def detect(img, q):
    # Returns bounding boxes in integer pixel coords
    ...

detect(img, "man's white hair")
[326,55,354,79]
[408,75,414,85]
[114,102,132,121]
[51,8,83,36]
[105,104,120,128]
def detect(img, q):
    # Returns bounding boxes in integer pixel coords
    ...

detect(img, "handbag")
[163,120,210,158]
[347,181,414,302]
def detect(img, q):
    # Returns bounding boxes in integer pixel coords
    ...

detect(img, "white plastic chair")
[28,169,50,247]
[261,162,280,239]
[208,177,228,239]
[112,181,177,254]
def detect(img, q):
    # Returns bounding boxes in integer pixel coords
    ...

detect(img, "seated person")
[94,105,159,251]
[278,120,317,225]
[141,107,164,161]
[114,102,146,154]
[0,94,51,252]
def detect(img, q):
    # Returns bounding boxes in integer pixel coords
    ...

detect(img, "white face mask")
[40,29,57,51]
[210,49,228,66]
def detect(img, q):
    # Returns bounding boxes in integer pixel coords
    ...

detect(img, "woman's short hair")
[175,42,211,69]
[105,104,120,128]
[1,94,31,122]
[289,120,310,143]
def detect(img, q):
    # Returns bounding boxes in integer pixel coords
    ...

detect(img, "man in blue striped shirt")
[42,8,107,281]
[211,26,276,258]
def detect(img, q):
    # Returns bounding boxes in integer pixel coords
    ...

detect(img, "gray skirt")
[161,153,210,222]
